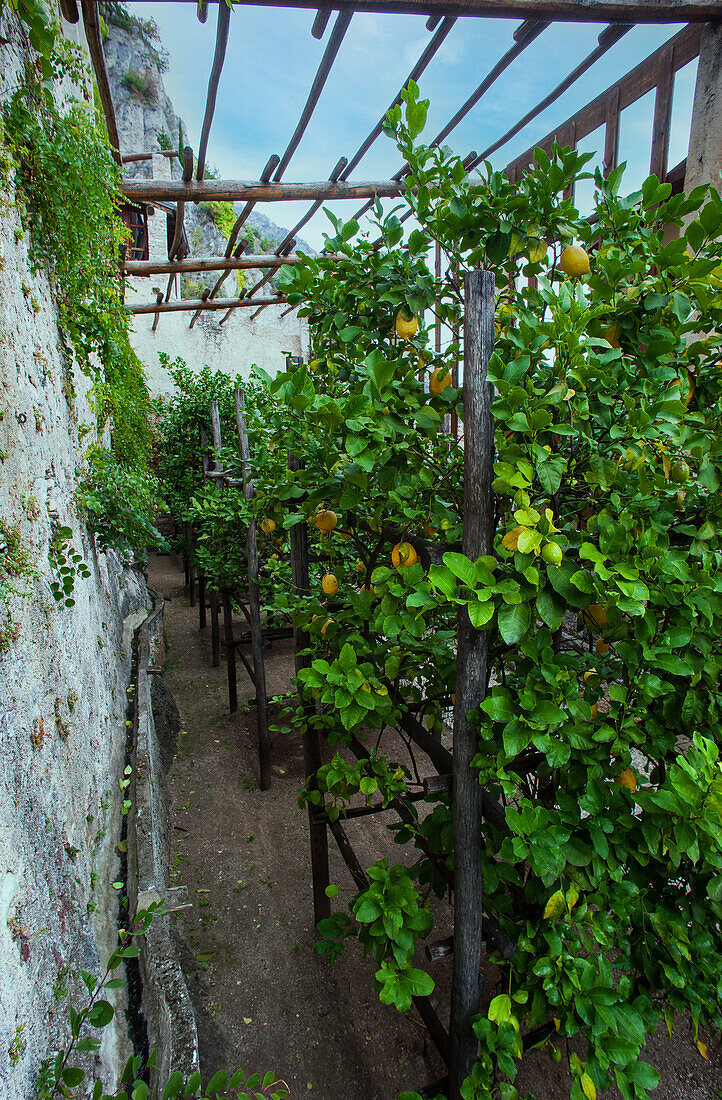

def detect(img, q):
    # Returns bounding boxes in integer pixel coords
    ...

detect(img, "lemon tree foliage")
[276,85,722,1099]
[156,81,722,1100]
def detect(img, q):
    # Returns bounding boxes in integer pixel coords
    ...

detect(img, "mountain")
[101,2,315,298]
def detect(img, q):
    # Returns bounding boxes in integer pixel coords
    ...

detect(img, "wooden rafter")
[272,10,353,181]
[196,0,232,181]
[80,0,121,163]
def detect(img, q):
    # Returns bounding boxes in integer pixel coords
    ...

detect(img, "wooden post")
[448,270,495,1099]
[210,589,221,667]
[198,574,207,629]
[234,388,272,791]
[289,454,330,926]
[188,529,196,606]
[222,588,238,713]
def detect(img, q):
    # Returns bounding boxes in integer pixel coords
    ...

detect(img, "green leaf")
[468,600,494,628]
[498,603,531,644]
[442,552,477,588]
[162,1071,184,1100]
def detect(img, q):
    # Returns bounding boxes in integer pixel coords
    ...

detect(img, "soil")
[148,553,721,1100]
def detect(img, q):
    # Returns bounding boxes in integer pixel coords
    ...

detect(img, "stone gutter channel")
[125,592,200,1088]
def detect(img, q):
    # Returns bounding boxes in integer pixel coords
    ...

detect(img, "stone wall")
[0,9,151,1096]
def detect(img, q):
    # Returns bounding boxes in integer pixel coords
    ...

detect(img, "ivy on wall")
[2,54,152,467]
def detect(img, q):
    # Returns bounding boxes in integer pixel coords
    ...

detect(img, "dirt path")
[149,553,720,1100]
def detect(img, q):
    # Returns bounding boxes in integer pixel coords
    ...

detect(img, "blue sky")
[131,3,698,250]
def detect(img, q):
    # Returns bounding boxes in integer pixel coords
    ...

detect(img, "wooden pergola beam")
[80,0,121,163]
[129,295,286,315]
[120,178,406,202]
[133,0,719,22]
[124,253,320,275]
[196,0,231,182]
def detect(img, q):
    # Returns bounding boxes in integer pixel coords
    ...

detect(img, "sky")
[130,3,699,251]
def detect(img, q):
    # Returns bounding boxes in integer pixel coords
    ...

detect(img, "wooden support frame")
[124,253,323,276]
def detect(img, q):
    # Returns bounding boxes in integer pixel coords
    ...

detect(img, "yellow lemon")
[260,518,276,534]
[395,310,418,340]
[583,604,607,631]
[617,767,637,792]
[316,509,338,532]
[429,367,452,396]
[595,638,610,656]
[559,245,590,277]
[391,541,418,569]
[322,573,338,597]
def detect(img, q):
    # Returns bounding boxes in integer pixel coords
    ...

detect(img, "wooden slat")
[121,178,407,203]
[649,45,674,178]
[189,287,210,328]
[339,16,457,181]
[505,23,702,180]
[196,0,232,182]
[137,0,720,22]
[80,0,121,163]
[449,270,495,1099]
[273,10,353,180]
[128,295,285,315]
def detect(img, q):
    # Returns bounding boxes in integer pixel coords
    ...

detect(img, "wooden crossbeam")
[134,0,719,22]
[120,179,406,203]
[124,254,318,275]
[129,295,286,315]
[121,150,180,163]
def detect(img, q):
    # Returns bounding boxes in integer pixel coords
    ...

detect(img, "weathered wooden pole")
[234,388,272,791]
[210,590,221,666]
[289,454,331,926]
[448,269,495,1098]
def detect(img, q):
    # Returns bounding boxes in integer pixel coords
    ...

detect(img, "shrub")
[121,66,156,102]
[76,447,167,559]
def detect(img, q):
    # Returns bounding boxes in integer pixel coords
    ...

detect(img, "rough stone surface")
[0,11,151,1096]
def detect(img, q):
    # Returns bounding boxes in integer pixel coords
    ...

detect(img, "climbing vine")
[2,50,152,466]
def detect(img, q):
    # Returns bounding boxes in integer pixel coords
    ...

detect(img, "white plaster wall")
[0,9,150,1096]
[128,297,309,395]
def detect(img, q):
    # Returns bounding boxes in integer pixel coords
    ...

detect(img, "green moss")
[200,199,237,241]
[121,67,156,102]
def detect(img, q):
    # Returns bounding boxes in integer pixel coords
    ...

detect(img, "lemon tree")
[269,82,722,1100]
